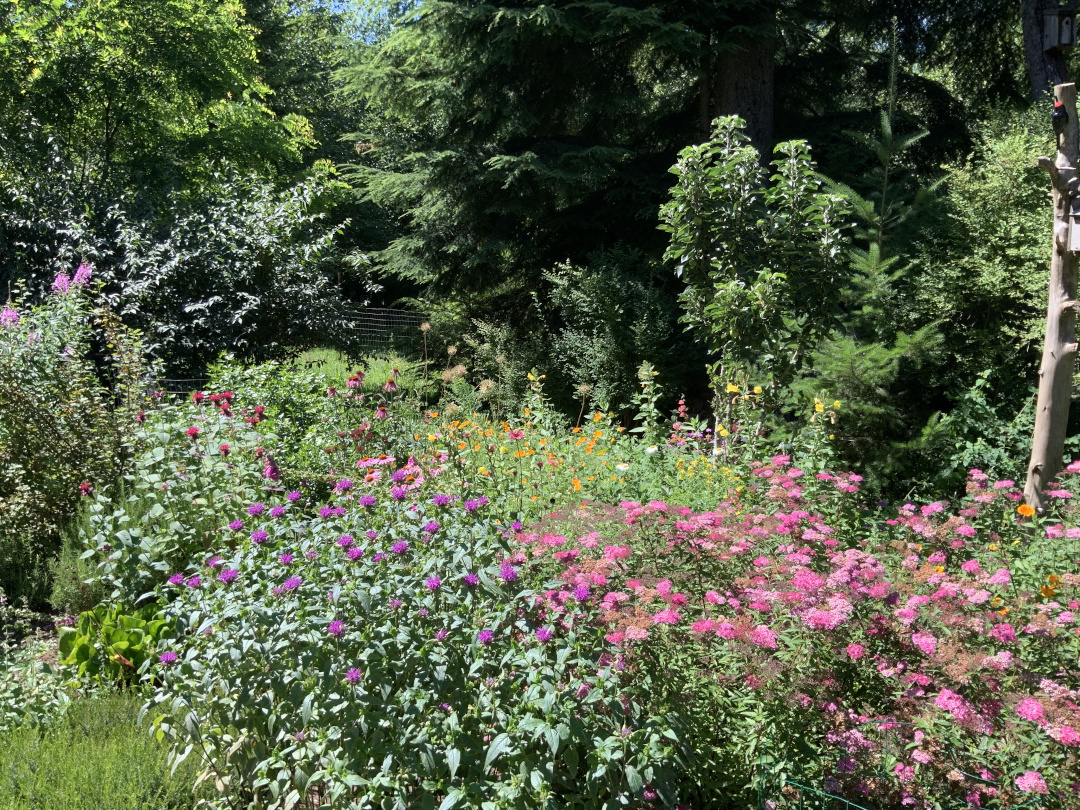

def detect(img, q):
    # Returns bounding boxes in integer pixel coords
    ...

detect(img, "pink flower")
[705,590,722,605]
[652,608,681,625]
[912,632,937,656]
[989,623,1016,644]
[956,524,976,537]
[1015,698,1045,723]
[846,643,865,660]
[691,619,717,634]
[1014,771,1048,794]
[716,622,737,639]
[748,625,778,649]
[1048,725,1080,746]
[961,559,981,574]
[986,568,1011,586]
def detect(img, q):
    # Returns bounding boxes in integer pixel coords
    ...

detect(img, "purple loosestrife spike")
[51,272,71,295]
[72,264,92,285]
[0,306,18,328]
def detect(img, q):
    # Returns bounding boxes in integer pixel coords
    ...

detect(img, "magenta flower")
[463,573,479,587]
[159,651,179,665]
[535,627,553,643]
[218,568,239,584]
[435,629,449,641]
[248,503,266,516]
[185,576,201,588]
[390,485,408,501]
[345,668,362,684]
[270,505,287,518]
[338,535,355,548]
[1016,698,1045,723]
[358,494,376,508]
[432,494,452,507]
[425,576,442,591]
[282,576,302,592]
[334,479,353,493]
[572,584,591,601]
[286,491,301,501]
[328,620,346,637]
[391,541,409,555]
[846,643,865,660]
[1014,771,1048,793]
[748,625,778,649]
[423,521,439,533]
[911,632,938,656]
[72,263,92,285]
[346,547,364,560]
[498,562,518,583]
[51,272,71,295]
[279,553,294,565]
[251,530,269,545]
[0,306,18,328]
[652,608,681,625]
[477,629,494,644]
[228,520,244,532]
[168,573,185,586]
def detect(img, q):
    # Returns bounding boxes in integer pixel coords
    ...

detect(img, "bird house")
[1045,8,1077,51]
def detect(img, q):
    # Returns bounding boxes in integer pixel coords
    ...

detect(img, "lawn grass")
[0,693,206,810]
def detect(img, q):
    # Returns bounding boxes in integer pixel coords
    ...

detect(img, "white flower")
[645,445,658,454]
[615,463,630,471]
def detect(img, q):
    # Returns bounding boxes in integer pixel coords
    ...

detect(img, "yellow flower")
[1017,503,1035,518]
[726,383,739,393]
[753,386,763,394]
[1041,584,1057,599]
[833,400,841,409]
[815,403,824,413]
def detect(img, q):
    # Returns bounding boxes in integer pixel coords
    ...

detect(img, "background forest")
[1,0,1076,494]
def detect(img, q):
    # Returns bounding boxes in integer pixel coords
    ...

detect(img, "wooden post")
[1026,82,1080,512]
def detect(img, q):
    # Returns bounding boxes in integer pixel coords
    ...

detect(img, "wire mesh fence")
[338,307,427,357]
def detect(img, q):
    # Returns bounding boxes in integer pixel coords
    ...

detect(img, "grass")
[0,693,207,810]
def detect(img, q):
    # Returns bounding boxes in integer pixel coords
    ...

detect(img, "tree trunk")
[710,8,775,149]
[1026,82,1080,512]
[1022,0,1070,101]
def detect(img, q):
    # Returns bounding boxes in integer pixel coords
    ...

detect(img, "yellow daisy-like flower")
[833,400,841,409]
[815,403,824,413]
[726,383,739,393]
[753,386,763,394]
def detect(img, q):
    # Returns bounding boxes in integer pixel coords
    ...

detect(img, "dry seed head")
[420,322,431,333]
[447,345,458,357]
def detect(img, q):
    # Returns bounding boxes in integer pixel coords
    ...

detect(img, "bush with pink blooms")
[59,360,1080,809]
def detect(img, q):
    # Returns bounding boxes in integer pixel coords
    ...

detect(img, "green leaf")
[483,732,511,771]
[447,747,460,780]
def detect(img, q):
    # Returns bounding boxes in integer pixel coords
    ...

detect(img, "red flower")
[79,482,93,497]
[185,426,200,438]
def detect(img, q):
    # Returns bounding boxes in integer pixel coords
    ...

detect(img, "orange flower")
[1017,503,1035,517]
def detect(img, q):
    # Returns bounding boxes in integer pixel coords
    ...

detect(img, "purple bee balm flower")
[328,620,346,637]
[346,547,364,560]
[535,627,554,643]
[269,505,287,518]
[0,306,19,328]
[332,507,346,517]
[358,494,376,508]
[337,535,355,548]
[185,576,201,588]
[463,573,480,587]
[389,599,403,609]
[279,553,294,565]
[305,550,317,559]
[572,584,591,601]
[248,503,266,516]
[372,553,385,563]
[477,630,495,645]
[464,500,481,513]
[418,608,429,618]
[334,479,353,493]
[390,485,408,501]
[218,568,239,584]
[318,507,334,518]
[159,651,179,665]
[286,491,301,501]
[423,521,440,533]
[228,520,244,531]
[366,530,378,540]
[282,576,302,591]
[206,556,223,568]
[498,563,518,583]
[251,530,269,545]
[168,573,185,586]
[345,668,362,684]
[391,468,407,483]
[432,494,452,507]
[435,630,448,641]
[391,541,409,555]
[425,576,442,591]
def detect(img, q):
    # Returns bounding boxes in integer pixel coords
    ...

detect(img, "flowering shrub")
[71,364,1080,808]
[0,269,150,603]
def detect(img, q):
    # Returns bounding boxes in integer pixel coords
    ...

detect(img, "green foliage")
[0,694,206,810]
[57,603,171,687]
[0,279,149,605]
[0,592,71,734]
[660,116,850,401]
